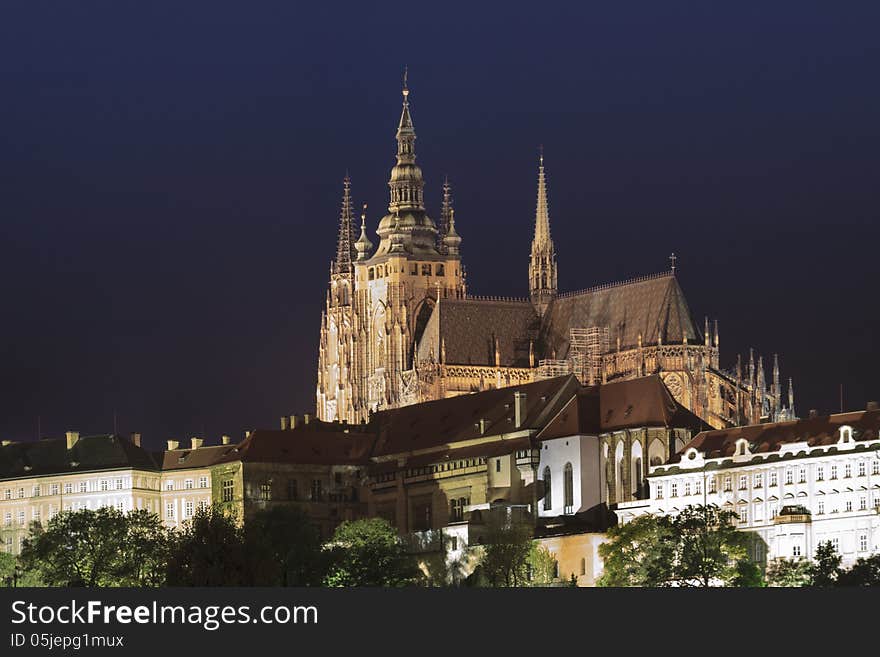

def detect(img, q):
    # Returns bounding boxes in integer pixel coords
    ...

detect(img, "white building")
[616,405,880,567]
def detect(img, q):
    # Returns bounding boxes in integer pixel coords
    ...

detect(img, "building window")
[694,479,702,495]
[859,461,866,477]
[580,558,586,576]
[63,483,72,495]
[769,471,778,487]
[671,482,678,497]
[563,463,574,514]
[738,505,748,524]
[831,465,838,479]
[846,500,853,512]
[543,467,552,510]
[831,537,840,551]
[260,483,272,501]
[450,497,468,522]
[166,503,175,520]
[33,485,41,497]
[770,504,778,519]
[873,461,879,476]
[198,500,209,513]
[754,473,763,488]
[684,481,691,496]
[708,477,716,494]
[116,500,125,512]
[185,501,194,518]
[18,488,24,499]
[3,489,9,500]
[859,496,867,510]
[116,479,124,490]
[311,479,322,502]
[221,479,234,503]
[739,475,747,491]
[3,513,10,527]
[656,483,664,500]
[793,545,802,557]
[495,459,502,473]
[100,480,108,492]
[79,482,87,493]
[18,510,25,526]
[165,481,174,491]
[817,467,824,481]
[288,479,298,500]
[817,500,825,515]
[421,264,432,276]
[859,534,868,552]
[185,479,194,490]
[785,469,793,485]
[845,464,852,478]
[798,468,806,483]
[723,476,731,492]
[199,476,208,489]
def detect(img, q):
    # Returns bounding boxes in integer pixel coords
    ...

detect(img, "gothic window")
[564,463,574,514]
[435,263,444,276]
[410,263,418,275]
[421,264,431,276]
[543,467,552,511]
[368,267,375,280]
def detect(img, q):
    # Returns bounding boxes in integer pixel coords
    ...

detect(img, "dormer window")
[840,426,854,443]
[734,438,751,457]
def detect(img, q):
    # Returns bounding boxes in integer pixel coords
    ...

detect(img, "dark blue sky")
[1,2,878,448]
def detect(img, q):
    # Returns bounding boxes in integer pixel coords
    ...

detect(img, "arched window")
[543,467,552,511]
[580,558,586,576]
[563,463,574,513]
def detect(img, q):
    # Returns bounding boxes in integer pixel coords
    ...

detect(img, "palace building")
[316,78,795,430]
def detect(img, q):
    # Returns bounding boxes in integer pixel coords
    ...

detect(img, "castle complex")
[316,79,796,430]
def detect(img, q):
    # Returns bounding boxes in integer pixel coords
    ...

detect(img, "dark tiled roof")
[674,409,880,462]
[215,428,376,467]
[158,445,237,470]
[371,375,579,457]
[0,435,160,480]
[537,375,707,440]
[416,298,539,367]
[539,273,699,359]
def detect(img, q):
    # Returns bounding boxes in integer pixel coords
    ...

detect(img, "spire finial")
[669,252,677,273]
[539,143,544,166]
[402,66,409,98]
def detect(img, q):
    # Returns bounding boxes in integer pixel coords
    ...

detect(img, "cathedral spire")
[438,176,452,253]
[529,147,557,316]
[443,208,461,256]
[355,203,373,261]
[388,68,424,213]
[788,377,795,415]
[333,175,356,274]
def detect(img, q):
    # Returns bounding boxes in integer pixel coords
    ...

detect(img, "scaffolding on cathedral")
[569,327,610,386]
[537,359,571,379]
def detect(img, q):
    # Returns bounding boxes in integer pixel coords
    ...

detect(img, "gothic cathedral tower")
[316,76,466,423]
[529,151,557,316]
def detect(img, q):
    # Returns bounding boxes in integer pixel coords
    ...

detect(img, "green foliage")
[244,506,326,586]
[475,510,534,587]
[673,504,749,587]
[765,558,812,587]
[526,544,558,586]
[323,518,421,587]
[166,504,248,586]
[597,514,676,587]
[837,554,880,586]
[19,508,169,587]
[729,559,766,587]
[809,541,842,587]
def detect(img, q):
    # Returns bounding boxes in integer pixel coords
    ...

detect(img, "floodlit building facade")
[616,405,880,567]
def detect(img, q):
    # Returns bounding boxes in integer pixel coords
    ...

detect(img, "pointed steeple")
[529,147,557,316]
[333,175,356,274]
[443,208,461,256]
[788,377,795,416]
[388,68,424,214]
[355,203,374,261]
[773,354,781,412]
[438,176,452,253]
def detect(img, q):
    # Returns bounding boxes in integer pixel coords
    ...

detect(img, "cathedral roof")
[416,297,539,367]
[540,272,699,358]
[216,427,375,466]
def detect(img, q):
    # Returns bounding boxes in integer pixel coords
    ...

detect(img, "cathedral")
[316,79,795,430]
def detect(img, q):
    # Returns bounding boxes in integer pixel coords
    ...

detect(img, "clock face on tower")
[662,373,683,402]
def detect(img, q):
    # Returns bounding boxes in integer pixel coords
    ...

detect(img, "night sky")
[1,2,878,449]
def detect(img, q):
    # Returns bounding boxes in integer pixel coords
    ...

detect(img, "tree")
[597,514,676,587]
[729,559,766,587]
[765,558,812,587]
[323,518,421,587]
[475,509,534,587]
[526,544,558,586]
[20,508,168,587]
[809,541,842,587]
[244,506,326,586]
[837,555,880,587]
[166,504,248,586]
[671,504,749,587]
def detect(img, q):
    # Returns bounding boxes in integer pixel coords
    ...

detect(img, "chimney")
[221,435,231,445]
[304,414,312,425]
[245,430,252,439]
[130,433,142,448]
[191,437,204,450]
[479,418,490,435]
[808,409,819,419]
[514,391,527,428]
[167,440,179,451]
[280,416,289,430]
[66,431,80,450]
[867,401,879,412]
[290,415,299,429]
